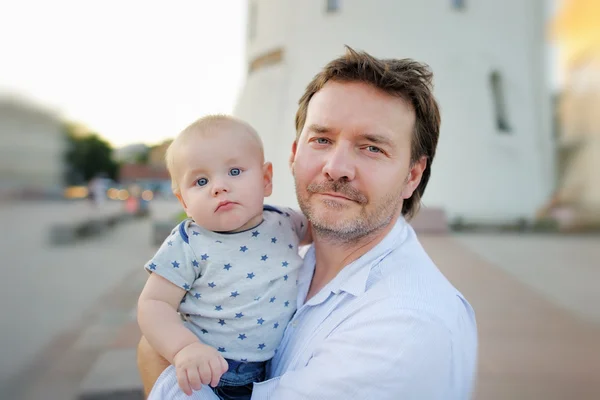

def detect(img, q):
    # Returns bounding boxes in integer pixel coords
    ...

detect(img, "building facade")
[235,0,555,224]
[551,0,600,226]
[0,97,66,198]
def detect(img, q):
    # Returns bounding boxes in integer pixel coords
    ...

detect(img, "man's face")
[291,81,425,242]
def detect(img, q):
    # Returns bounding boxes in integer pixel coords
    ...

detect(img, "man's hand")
[172,342,229,395]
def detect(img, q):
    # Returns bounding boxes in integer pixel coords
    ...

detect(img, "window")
[326,0,340,13]
[248,2,257,40]
[489,70,511,133]
[451,0,465,10]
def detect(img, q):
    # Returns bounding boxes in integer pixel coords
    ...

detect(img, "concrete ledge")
[48,210,143,246]
[152,220,176,246]
[410,207,449,234]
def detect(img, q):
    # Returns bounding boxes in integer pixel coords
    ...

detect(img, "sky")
[0,0,247,147]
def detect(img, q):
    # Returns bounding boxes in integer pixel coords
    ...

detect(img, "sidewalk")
[16,233,600,400]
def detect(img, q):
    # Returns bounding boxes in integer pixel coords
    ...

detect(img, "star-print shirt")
[144,206,308,362]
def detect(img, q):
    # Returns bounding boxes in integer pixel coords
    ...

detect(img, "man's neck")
[306,218,398,301]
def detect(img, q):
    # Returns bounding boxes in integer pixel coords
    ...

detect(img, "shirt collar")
[300,217,409,304]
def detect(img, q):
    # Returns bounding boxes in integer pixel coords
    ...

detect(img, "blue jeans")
[213,359,266,400]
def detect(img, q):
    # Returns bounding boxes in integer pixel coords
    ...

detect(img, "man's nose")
[322,145,356,182]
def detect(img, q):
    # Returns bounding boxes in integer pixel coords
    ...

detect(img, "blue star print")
[258,343,266,350]
[252,230,260,237]
[201,253,209,261]
[273,322,279,329]
[247,273,255,279]
[192,260,199,267]
[218,319,226,326]
[168,241,173,246]
[238,334,247,340]
[271,237,277,243]
[215,305,222,311]
[171,261,180,268]
[288,244,293,249]
[218,347,226,352]
[270,297,276,303]
[230,291,239,297]
[282,261,289,267]
[261,255,268,261]
[194,293,201,299]
[208,282,216,288]
[223,263,232,270]
[240,246,248,252]
[192,231,200,236]
[149,263,156,271]
[284,301,290,307]
[257,318,265,325]
[183,283,190,290]
[284,275,288,281]
[235,313,244,318]
[201,329,208,334]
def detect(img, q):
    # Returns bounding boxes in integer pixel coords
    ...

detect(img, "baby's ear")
[263,162,273,197]
[174,192,188,211]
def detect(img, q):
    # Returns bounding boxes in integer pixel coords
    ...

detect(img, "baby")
[137,115,310,399]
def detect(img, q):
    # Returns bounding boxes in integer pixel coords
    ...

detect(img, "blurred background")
[0,0,598,399]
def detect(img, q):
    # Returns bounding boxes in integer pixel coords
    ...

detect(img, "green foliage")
[64,123,120,184]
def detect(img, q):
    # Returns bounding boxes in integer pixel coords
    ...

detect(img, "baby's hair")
[165,114,264,193]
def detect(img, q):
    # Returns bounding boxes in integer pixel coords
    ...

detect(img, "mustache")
[306,181,368,204]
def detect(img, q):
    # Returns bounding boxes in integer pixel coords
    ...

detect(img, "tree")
[64,123,120,185]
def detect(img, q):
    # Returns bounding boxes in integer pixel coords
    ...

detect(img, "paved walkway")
[424,235,600,400]
[4,209,599,399]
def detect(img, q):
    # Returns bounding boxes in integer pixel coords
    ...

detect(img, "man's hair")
[295,46,441,219]
[165,114,263,193]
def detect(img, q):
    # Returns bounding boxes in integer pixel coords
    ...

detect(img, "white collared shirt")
[149,217,478,400]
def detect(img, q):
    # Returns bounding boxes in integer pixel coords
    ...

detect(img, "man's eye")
[229,168,241,176]
[196,178,208,186]
[316,138,330,144]
[366,146,382,153]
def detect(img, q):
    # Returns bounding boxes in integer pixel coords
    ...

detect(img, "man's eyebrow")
[306,124,331,134]
[361,133,394,147]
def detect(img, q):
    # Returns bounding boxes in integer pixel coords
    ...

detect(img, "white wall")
[236,0,555,223]
[0,100,65,191]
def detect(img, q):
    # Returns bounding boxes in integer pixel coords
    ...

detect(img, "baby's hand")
[173,342,229,395]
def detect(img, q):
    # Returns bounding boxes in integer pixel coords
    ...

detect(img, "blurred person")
[87,175,107,207]
[139,47,478,399]
[137,115,311,399]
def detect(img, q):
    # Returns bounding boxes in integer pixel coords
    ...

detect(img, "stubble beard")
[295,178,404,244]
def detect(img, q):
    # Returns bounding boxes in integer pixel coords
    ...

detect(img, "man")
[138,46,478,399]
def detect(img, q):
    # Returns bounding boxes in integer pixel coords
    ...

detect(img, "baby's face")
[174,128,272,232]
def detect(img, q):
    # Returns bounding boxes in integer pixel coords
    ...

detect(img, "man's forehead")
[304,81,415,138]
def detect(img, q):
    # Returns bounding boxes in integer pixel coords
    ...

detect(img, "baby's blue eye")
[196,178,208,186]
[367,146,382,153]
[316,138,330,144]
[229,168,241,176]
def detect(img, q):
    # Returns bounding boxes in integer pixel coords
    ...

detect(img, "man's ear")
[401,156,427,199]
[263,162,273,197]
[289,141,298,172]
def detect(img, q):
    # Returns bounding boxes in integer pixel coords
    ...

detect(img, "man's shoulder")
[367,236,475,335]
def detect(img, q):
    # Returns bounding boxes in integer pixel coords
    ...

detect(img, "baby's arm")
[138,274,228,395]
